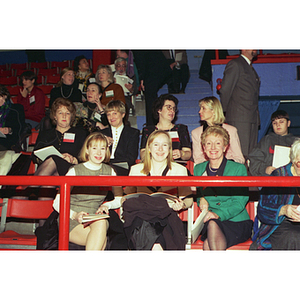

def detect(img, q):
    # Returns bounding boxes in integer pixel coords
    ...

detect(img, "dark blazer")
[0,103,25,150]
[219,55,260,124]
[100,125,140,175]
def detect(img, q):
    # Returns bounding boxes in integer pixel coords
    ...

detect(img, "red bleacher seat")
[38,68,58,77]
[7,85,20,97]
[51,61,69,71]
[38,85,53,95]
[184,201,256,250]
[45,74,60,85]
[0,198,53,250]
[10,63,28,70]
[0,70,12,77]
[30,62,48,70]
[0,76,18,86]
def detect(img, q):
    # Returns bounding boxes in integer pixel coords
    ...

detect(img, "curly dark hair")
[0,85,10,99]
[152,93,179,121]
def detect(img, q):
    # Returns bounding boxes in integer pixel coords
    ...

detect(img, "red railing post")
[58,182,70,250]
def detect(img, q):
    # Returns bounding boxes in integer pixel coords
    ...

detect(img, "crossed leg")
[203,220,227,250]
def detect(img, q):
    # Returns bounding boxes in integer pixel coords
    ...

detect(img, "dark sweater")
[49,83,82,108]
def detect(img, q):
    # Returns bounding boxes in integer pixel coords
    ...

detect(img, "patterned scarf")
[0,100,11,128]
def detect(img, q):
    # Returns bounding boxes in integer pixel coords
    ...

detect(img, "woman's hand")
[105,136,114,147]
[204,211,219,223]
[265,166,276,175]
[20,88,28,98]
[172,149,181,160]
[96,204,109,215]
[62,153,78,164]
[199,197,209,212]
[171,198,186,211]
[73,211,88,224]
[95,97,104,112]
[280,204,300,222]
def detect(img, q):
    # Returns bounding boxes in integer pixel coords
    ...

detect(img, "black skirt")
[270,219,300,250]
[200,218,253,249]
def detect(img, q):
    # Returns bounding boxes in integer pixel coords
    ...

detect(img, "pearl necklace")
[208,164,218,173]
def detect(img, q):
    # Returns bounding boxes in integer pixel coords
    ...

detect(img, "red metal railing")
[1,175,300,250]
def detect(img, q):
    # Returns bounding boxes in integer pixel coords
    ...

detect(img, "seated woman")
[31,98,89,200]
[0,85,25,151]
[123,130,193,250]
[73,55,95,98]
[194,126,252,250]
[100,100,140,176]
[49,67,83,108]
[191,96,244,165]
[17,70,45,128]
[252,138,300,250]
[53,132,123,250]
[140,94,191,164]
[94,64,125,106]
[74,82,108,130]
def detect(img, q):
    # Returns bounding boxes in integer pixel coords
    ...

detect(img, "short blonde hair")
[201,125,230,147]
[79,132,110,163]
[141,130,173,175]
[95,64,114,84]
[105,100,126,114]
[199,96,225,125]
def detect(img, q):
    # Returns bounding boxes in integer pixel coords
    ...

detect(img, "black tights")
[203,220,227,250]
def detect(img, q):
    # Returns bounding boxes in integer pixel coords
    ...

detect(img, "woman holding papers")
[194,126,252,250]
[251,139,300,250]
[191,96,244,165]
[140,94,191,164]
[31,98,88,200]
[94,64,125,106]
[123,130,193,250]
[53,132,123,250]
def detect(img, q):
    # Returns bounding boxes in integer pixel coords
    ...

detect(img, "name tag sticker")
[94,112,102,122]
[105,90,114,97]
[29,95,35,104]
[168,131,179,138]
[63,133,75,143]
[89,78,96,83]
[168,131,180,142]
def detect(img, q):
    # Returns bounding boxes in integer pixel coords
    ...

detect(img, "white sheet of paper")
[272,145,291,168]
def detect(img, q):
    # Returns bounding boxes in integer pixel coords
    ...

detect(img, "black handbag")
[35,210,59,250]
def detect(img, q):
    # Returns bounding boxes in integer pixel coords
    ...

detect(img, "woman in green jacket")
[194,126,252,250]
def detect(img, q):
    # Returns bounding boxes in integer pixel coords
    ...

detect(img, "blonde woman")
[123,130,193,250]
[49,67,83,108]
[94,64,125,106]
[53,132,123,250]
[191,96,244,165]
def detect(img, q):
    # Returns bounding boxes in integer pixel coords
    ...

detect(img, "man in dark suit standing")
[219,50,260,158]
[162,50,190,94]
[100,100,140,176]
[133,50,172,125]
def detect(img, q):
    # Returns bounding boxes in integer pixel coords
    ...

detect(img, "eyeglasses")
[116,64,126,68]
[163,105,177,112]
